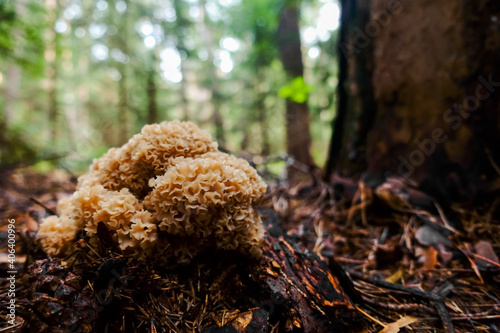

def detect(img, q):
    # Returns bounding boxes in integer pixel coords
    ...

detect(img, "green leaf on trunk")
[278,76,311,103]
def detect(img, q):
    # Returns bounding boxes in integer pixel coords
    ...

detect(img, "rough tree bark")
[326,0,500,203]
[277,0,314,179]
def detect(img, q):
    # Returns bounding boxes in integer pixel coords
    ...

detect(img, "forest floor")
[0,167,499,332]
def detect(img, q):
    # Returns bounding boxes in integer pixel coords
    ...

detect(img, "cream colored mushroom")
[38,121,267,264]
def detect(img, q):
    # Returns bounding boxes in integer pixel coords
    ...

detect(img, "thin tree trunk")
[240,130,250,152]
[48,74,58,141]
[117,8,129,145]
[146,65,157,124]
[4,65,20,125]
[198,0,225,146]
[256,98,270,156]
[62,54,77,148]
[240,82,251,152]
[4,0,24,126]
[173,0,190,121]
[45,0,60,142]
[277,1,313,179]
[284,100,312,164]
[212,88,225,145]
[73,0,91,144]
[179,66,189,121]
[118,64,128,144]
[256,71,270,156]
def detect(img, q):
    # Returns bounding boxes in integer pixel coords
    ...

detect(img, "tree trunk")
[326,0,500,203]
[73,0,91,147]
[240,83,252,152]
[285,100,313,164]
[45,0,60,143]
[256,71,270,156]
[325,0,354,179]
[277,1,314,179]
[3,0,24,126]
[4,64,20,125]
[118,64,129,145]
[199,0,225,146]
[212,89,225,146]
[117,9,129,145]
[179,66,189,121]
[146,68,157,124]
[173,0,190,121]
[325,0,375,179]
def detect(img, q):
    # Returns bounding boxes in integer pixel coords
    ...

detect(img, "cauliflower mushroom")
[38,121,267,264]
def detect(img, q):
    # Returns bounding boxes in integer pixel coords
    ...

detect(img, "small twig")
[470,253,500,268]
[361,295,435,314]
[484,145,500,176]
[336,257,365,264]
[451,314,500,321]
[434,202,461,235]
[29,197,57,215]
[0,324,21,332]
[356,305,387,328]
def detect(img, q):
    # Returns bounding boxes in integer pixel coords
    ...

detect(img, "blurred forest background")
[0,0,340,175]
[1,1,500,332]
[1,0,499,204]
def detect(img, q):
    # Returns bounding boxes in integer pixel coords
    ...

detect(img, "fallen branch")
[348,270,456,333]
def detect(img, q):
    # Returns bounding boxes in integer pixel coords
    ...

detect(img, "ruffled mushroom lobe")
[38,120,267,264]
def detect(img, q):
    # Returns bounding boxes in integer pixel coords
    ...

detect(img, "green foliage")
[2,0,340,172]
[0,120,38,169]
[0,1,15,55]
[32,160,54,173]
[0,1,46,75]
[228,0,282,71]
[263,159,286,178]
[278,76,311,103]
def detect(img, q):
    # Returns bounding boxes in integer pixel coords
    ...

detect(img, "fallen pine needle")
[356,306,386,328]
[378,316,418,333]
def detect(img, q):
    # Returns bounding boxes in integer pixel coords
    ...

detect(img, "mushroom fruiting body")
[38,121,267,264]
